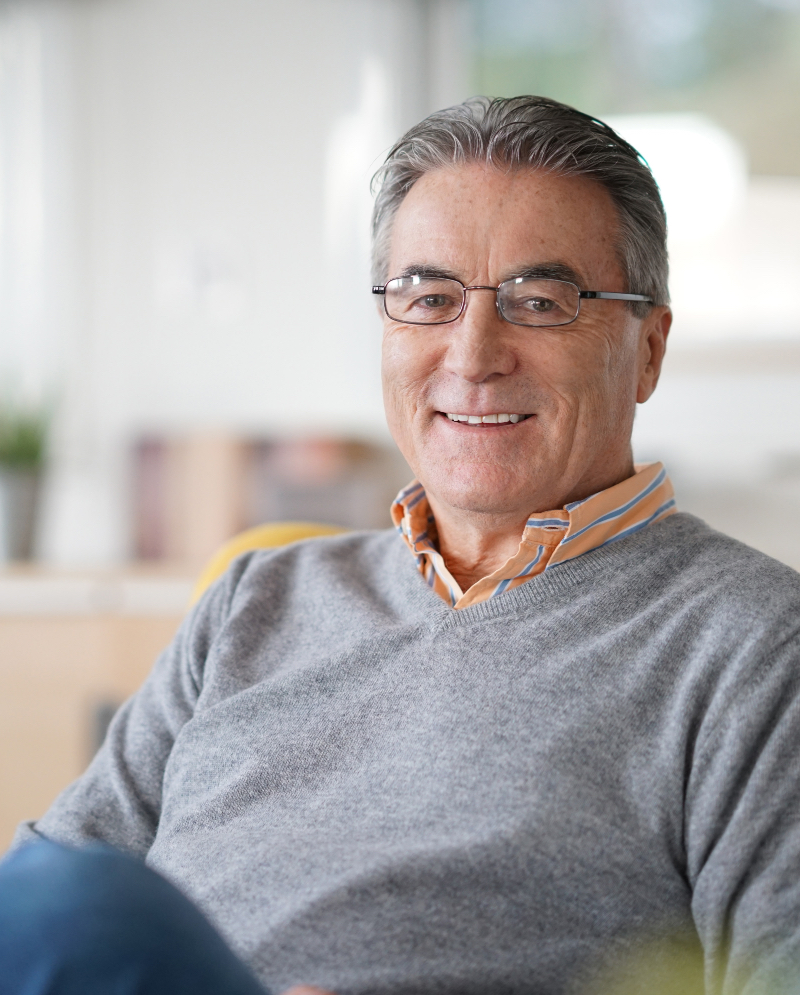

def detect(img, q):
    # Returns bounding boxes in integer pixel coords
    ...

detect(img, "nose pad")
[460,286,502,324]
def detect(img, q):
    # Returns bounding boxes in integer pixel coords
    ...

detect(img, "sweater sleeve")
[686,620,800,995]
[9,561,247,859]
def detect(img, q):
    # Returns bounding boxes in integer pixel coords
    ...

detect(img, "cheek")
[545,322,631,393]
[559,329,639,436]
[381,331,432,458]
[381,329,439,406]
[517,330,630,439]
[514,339,596,418]
[381,336,410,418]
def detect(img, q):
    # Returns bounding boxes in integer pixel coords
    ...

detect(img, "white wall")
[2,1,798,566]
[631,174,800,484]
[608,115,800,560]
[0,0,471,563]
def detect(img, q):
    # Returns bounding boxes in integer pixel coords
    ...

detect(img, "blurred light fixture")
[604,113,748,244]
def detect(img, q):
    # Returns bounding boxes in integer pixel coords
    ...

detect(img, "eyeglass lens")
[384,277,581,327]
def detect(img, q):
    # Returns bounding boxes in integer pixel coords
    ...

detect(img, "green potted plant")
[0,407,48,561]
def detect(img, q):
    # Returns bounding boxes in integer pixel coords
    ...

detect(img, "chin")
[424,463,530,516]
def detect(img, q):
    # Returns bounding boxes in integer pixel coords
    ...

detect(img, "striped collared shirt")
[391,462,676,609]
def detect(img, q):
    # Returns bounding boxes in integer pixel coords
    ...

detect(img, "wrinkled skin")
[381,164,671,588]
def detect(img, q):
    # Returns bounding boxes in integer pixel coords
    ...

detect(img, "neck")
[425,499,530,592]
[423,457,637,593]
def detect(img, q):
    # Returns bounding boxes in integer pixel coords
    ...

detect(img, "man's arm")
[687,622,800,994]
[10,557,249,856]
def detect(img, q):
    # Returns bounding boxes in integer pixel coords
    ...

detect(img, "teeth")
[445,412,528,424]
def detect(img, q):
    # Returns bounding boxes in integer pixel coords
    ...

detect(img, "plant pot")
[0,467,41,561]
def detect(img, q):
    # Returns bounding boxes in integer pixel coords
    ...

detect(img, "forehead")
[387,163,624,287]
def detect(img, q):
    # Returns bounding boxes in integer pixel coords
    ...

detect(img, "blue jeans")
[0,840,269,995]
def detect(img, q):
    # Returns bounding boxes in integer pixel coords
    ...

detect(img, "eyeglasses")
[372,276,651,328]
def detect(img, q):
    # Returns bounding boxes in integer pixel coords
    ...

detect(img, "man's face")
[381,164,670,517]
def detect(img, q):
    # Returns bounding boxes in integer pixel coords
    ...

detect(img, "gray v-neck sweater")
[14,514,800,995]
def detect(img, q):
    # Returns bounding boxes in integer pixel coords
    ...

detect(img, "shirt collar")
[391,463,676,609]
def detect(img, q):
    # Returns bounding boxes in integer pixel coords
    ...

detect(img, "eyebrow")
[512,262,584,285]
[395,261,585,286]
[397,264,462,281]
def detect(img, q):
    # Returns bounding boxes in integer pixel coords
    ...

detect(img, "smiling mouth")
[443,412,533,425]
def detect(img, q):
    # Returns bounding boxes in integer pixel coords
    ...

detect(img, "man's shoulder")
[642,511,800,621]
[657,511,799,579]
[208,527,419,620]
[237,527,403,580]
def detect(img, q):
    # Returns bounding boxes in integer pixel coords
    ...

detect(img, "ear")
[636,306,671,404]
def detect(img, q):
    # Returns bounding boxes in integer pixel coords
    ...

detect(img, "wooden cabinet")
[0,570,191,851]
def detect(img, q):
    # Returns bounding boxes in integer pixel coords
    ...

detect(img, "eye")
[523,296,557,313]
[384,277,464,324]
[419,294,451,309]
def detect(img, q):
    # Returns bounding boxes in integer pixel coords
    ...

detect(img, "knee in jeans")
[0,839,269,995]
[0,839,179,955]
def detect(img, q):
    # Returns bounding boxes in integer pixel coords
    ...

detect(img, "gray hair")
[371,96,668,319]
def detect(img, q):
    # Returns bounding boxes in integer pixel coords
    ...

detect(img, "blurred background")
[1,0,799,847]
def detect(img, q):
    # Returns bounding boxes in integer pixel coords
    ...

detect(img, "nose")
[442,288,517,383]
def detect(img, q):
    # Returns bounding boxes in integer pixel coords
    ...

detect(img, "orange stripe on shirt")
[391,463,676,609]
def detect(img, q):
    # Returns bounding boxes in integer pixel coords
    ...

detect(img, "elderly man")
[2,96,799,995]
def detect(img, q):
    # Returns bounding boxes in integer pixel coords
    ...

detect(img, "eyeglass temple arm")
[580,291,652,302]
[372,286,385,295]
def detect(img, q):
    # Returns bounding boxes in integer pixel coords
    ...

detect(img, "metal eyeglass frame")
[372,276,652,328]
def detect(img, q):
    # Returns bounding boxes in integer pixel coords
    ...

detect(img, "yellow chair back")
[191,521,347,604]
